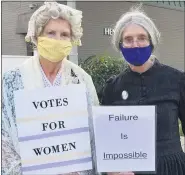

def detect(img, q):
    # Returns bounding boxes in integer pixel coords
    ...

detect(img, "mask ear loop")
[149,40,154,52]
[146,31,154,52]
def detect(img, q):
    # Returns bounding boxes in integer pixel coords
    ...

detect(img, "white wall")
[2,55,30,74]
[2,52,77,74]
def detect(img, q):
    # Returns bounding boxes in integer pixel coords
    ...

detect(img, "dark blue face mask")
[120,44,153,66]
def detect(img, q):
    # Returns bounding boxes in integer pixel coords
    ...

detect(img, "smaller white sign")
[92,106,156,173]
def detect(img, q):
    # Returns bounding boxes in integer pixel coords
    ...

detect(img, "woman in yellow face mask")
[2,1,99,175]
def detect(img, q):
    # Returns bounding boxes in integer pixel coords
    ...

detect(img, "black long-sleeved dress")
[101,59,185,175]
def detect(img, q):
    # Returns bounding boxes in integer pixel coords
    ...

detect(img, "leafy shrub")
[80,54,127,100]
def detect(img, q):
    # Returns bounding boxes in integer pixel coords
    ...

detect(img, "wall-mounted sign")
[103,28,115,36]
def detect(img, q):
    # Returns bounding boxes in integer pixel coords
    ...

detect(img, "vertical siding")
[2,2,27,55]
[2,1,42,55]
[77,2,184,71]
[147,5,184,71]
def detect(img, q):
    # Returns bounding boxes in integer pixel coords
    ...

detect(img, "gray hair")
[112,5,161,52]
[25,1,83,46]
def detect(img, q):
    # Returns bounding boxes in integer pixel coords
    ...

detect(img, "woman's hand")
[107,172,135,175]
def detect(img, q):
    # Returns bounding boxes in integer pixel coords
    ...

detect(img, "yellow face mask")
[37,37,73,62]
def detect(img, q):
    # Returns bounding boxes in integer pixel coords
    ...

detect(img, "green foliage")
[80,54,127,99]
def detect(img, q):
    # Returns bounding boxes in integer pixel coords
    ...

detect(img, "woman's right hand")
[107,172,135,175]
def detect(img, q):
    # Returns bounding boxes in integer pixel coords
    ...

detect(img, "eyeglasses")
[122,36,150,47]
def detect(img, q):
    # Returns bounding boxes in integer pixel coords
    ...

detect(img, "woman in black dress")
[101,7,185,175]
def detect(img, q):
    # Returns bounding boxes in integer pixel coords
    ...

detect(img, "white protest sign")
[92,106,156,173]
[14,84,92,175]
